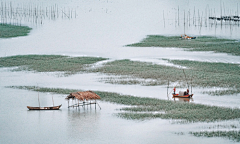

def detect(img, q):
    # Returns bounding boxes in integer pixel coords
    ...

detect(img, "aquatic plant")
[92,59,240,95]
[91,59,186,85]
[1,55,239,95]
[190,131,240,142]
[0,24,32,38]
[7,86,240,122]
[126,35,240,56]
[0,55,107,75]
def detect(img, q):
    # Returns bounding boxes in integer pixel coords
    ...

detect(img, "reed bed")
[167,59,240,95]
[0,55,107,75]
[126,35,240,56]
[7,86,240,122]
[92,59,240,95]
[91,59,185,85]
[0,23,31,38]
[190,131,240,142]
[1,55,239,95]
[0,2,76,26]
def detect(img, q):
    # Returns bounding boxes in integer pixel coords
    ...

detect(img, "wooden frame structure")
[66,91,101,109]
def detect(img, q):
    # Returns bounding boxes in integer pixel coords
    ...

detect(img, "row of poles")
[68,99,101,110]
[0,2,77,26]
[163,3,240,33]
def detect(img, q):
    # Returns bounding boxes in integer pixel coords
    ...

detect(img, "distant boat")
[181,34,196,39]
[27,85,61,110]
[27,104,62,110]
[167,69,194,99]
[172,91,193,98]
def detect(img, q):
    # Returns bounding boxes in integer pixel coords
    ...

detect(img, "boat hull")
[27,104,62,110]
[172,94,193,98]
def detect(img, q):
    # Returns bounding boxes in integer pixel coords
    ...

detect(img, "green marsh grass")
[0,24,32,38]
[92,59,240,95]
[126,35,240,56]
[0,55,107,75]
[8,86,240,122]
[190,131,240,142]
[1,55,239,95]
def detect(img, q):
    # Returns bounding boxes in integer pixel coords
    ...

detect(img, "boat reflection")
[172,97,194,102]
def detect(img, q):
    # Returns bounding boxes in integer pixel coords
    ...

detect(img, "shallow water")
[1,0,240,143]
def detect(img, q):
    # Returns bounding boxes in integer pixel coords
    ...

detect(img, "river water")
[1,0,240,143]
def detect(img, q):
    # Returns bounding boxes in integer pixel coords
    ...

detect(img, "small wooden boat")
[181,34,196,39]
[27,104,62,110]
[167,69,194,99]
[172,87,193,98]
[27,86,62,110]
[172,93,193,98]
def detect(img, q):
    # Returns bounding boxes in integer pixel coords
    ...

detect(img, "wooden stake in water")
[167,79,169,99]
[178,6,179,26]
[52,95,54,106]
[37,85,40,107]
[182,69,189,90]
[184,10,186,34]
[163,10,165,27]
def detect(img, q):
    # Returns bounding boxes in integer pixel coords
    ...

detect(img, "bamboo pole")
[52,95,54,106]
[163,10,165,27]
[37,85,40,107]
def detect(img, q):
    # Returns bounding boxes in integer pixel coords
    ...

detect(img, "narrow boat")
[172,93,193,98]
[27,86,61,110]
[167,69,194,99]
[27,104,62,110]
[172,88,193,98]
[181,34,196,39]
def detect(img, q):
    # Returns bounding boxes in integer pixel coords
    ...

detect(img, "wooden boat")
[181,34,196,39]
[172,87,193,98]
[172,93,193,98]
[27,104,62,110]
[27,86,62,110]
[167,69,194,99]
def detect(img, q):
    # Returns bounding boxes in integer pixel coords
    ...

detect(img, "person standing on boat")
[173,87,176,94]
[187,89,189,95]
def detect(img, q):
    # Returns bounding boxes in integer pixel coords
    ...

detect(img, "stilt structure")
[65,91,101,109]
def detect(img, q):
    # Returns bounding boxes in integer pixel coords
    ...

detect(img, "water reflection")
[67,106,101,140]
[173,97,194,102]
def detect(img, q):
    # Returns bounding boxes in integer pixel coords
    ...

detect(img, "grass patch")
[92,59,240,95]
[126,35,240,56]
[0,55,107,75]
[166,59,240,95]
[1,55,239,95]
[99,76,167,86]
[91,59,183,85]
[190,131,240,142]
[7,86,240,122]
[0,23,32,38]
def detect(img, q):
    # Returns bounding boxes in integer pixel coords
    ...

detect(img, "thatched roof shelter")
[66,91,101,101]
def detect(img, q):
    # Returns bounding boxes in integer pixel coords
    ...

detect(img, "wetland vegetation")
[0,55,107,75]
[0,24,32,38]
[93,59,240,96]
[126,35,240,56]
[190,131,240,142]
[1,55,239,95]
[7,86,240,123]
